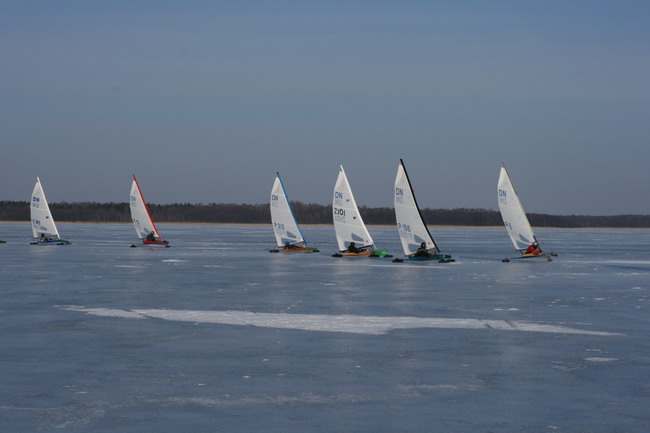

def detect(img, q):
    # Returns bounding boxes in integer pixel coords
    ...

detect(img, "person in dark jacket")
[347,242,360,253]
[414,242,431,257]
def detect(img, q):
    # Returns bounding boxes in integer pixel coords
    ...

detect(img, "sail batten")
[332,166,375,252]
[270,173,305,248]
[394,160,439,256]
[497,165,536,251]
[30,177,60,239]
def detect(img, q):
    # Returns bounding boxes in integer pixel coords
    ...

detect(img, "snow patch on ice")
[584,357,618,362]
[57,305,147,319]
[60,306,622,336]
[149,392,373,407]
[604,260,650,265]
[185,247,234,250]
[398,382,483,392]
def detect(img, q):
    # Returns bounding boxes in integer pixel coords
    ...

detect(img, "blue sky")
[2,1,649,215]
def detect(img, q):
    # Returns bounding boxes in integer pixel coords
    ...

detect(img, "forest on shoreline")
[2,201,650,228]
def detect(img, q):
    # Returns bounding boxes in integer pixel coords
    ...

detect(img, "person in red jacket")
[525,242,541,255]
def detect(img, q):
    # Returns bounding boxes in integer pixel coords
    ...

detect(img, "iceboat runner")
[497,164,555,262]
[129,175,170,247]
[392,159,453,263]
[30,177,70,245]
[331,165,391,258]
[269,173,318,253]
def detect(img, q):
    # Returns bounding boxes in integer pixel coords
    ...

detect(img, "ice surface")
[1,223,649,432]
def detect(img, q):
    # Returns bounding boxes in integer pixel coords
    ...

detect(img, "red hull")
[143,240,169,246]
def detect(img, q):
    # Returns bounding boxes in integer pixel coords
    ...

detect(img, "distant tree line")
[2,200,650,228]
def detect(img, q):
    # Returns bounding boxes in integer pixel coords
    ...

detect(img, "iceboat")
[497,164,555,262]
[30,177,70,245]
[269,173,318,253]
[129,175,170,247]
[331,165,391,258]
[392,160,453,263]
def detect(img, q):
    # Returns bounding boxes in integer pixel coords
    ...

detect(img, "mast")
[132,174,163,240]
[31,177,60,239]
[334,165,374,251]
[399,159,440,253]
[498,164,537,251]
[274,172,306,246]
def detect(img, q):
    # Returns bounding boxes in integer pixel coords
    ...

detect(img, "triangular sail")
[129,175,163,241]
[270,173,305,248]
[497,165,536,251]
[394,160,439,256]
[30,177,60,239]
[332,166,375,251]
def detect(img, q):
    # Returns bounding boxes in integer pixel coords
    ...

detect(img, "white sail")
[394,160,438,256]
[332,166,375,251]
[497,165,536,251]
[270,173,305,248]
[30,177,60,239]
[129,175,162,240]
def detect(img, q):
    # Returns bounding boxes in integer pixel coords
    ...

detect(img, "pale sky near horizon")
[2,1,649,215]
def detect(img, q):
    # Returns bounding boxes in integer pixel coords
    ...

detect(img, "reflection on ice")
[60,306,621,336]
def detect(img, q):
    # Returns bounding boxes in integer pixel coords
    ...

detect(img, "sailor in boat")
[283,242,298,251]
[525,242,541,255]
[146,231,156,242]
[413,242,431,258]
[347,242,361,253]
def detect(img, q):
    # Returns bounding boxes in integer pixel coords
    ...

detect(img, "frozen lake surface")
[1,223,649,432]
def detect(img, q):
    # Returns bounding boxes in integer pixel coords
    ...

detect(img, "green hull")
[393,253,454,263]
[31,238,71,245]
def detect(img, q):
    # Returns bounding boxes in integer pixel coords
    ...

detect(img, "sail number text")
[395,187,404,204]
[334,191,344,207]
[333,207,347,223]
[397,223,412,240]
[498,189,508,205]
